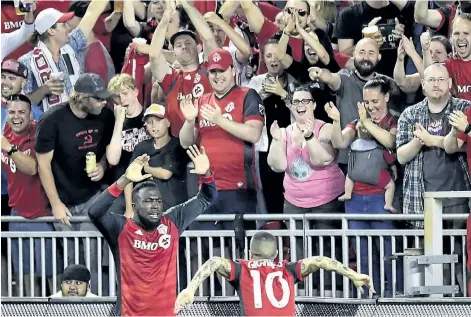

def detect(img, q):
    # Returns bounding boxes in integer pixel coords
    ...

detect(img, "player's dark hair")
[430,35,453,55]
[291,84,314,102]
[132,181,159,202]
[264,36,293,57]
[250,231,278,260]
[363,78,391,96]
[6,94,32,110]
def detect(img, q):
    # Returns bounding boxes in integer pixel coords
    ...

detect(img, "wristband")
[304,133,314,141]
[465,124,471,135]
[109,182,124,197]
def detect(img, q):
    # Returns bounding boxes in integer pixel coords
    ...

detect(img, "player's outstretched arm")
[299,256,375,294]
[174,257,232,314]
[165,145,218,234]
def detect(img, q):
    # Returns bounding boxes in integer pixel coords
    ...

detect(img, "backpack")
[348,139,388,185]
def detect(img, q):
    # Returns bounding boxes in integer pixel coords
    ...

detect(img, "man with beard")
[415,0,471,39]
[150,0,217,137]
[309,38,405,169]
[1,94,56,296]
[397,63,471,293]
[50,264,97,297]
[35,73,115,294]
[88,147,216,316]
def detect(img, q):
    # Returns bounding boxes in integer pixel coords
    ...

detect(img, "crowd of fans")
[1,0,471,299]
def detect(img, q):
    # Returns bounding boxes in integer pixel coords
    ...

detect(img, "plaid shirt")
[397,97,471,229]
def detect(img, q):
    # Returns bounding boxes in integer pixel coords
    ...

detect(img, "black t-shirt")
[422,109,467,207]
[131,137,188,211]
[34,104,114,206]
[111,110,150,181]
[333,1,415,77]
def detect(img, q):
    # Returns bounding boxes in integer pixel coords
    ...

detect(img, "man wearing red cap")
[19,0,109,112]
[179,47,264,226]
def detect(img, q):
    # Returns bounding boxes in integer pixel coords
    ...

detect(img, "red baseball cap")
[207,49,233,71]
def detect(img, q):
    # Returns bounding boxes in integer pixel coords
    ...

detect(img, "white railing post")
[423,195,443,298]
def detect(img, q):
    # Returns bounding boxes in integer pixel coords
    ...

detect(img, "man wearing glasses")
[397,63,471,294]
[34,73,115,295]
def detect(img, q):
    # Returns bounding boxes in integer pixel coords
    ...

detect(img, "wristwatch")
[465,124,471,135]
[7,145,18,156]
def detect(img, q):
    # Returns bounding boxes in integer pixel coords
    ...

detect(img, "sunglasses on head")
[286,8,307,17]
[7,94,31,105]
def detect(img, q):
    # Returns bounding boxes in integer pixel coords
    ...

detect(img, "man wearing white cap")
[19,0,109,112]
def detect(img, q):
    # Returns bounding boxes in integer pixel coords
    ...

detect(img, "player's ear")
[248,251,253,260]
[274,250,279,260]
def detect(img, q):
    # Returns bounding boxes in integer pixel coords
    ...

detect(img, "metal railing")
[1,212,468,298]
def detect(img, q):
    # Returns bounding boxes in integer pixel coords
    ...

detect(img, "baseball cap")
[74,73,114,100]
[35,8,75,35]
[169,29,198,47]
[207,48,233,71]
[1,59,28,78]
[143,104,167,121]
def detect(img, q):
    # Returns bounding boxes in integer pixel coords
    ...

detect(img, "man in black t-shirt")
[334,0,415,77]
[35,73,115,295]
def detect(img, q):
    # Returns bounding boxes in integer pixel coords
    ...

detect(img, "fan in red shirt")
[179,48,264,228]
[175,231,374,316]
[444,14,471,102]
[88,147,217,316]
[149,1,218,137]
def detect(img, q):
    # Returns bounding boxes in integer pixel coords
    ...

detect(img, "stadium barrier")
[1,210,468,298]
[1,296,471,316]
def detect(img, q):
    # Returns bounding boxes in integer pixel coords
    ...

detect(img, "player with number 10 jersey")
[175,232,375,316]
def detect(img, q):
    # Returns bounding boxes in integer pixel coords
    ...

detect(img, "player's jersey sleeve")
[285,261,306,284]
[159,69,177,95]
[227,260,242,289]
[88,186,127,246]
[243,89,265,122]
[164,173,218,235]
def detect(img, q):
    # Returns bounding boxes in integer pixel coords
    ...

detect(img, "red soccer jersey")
[196,87,264,190]
[445,57,471,102]
[1,121,50,218]
[160,66,212,137]
[227,259,304,317]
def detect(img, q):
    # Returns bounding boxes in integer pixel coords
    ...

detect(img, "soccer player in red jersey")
[149,0,218,137]
[175,231,374,316]
[88,146,217,316]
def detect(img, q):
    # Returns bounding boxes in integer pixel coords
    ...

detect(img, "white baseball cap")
[35,8,75,35]
[143,104,167,121]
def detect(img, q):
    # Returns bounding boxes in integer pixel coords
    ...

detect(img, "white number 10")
[249,270,290,309]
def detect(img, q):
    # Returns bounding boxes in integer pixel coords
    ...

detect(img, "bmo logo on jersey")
[176,83,205,100]
[457,85,471,94]
[133,224,171,251]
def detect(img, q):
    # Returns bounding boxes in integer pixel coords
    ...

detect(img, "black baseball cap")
[1,59,28,78]
[169,29,198,46]
[74,73,114,100]
[62,264,91,283]
[68,1,89,19]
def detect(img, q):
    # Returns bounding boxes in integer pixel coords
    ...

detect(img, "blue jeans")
[345,193,403,296]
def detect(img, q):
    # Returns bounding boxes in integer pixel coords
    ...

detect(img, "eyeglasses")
[7,94,31,105]
[90,96,106,102]
[291,98,313,106]
[426,78,448,84]
[285,8,307,17]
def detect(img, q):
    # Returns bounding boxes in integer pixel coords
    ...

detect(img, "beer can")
[86,152,96,174]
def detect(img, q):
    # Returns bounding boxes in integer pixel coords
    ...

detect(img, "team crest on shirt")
[225,102,235,113]
[213,53,221,62]
[157,224,168,235]
[192,84,204,98]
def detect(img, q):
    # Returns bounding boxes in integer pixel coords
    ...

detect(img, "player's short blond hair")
[250,231,278,260]
[108,74,137,94]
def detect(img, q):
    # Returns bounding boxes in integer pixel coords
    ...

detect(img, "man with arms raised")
[88,147,217,316]
[149,0,218,137]
[175,231,374,316]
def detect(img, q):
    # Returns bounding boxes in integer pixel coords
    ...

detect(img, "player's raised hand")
[174,288,195,314]
[351,272,375,294]
[187,145,210,175]
[125,154,153,182]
